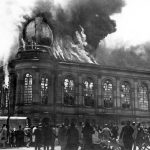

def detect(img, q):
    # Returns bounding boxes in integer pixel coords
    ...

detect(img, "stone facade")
[0,17,150,127]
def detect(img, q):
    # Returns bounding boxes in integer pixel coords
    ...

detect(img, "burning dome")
[23,17,53,47]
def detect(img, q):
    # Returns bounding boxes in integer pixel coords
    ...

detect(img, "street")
[0,146,61,150]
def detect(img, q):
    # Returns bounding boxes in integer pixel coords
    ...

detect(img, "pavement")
[0,146,61,150]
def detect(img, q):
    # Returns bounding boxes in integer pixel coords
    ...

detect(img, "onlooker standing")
[120,121,134,150]
[0,124,7,148]
[82,121,94,150]
[66,122,79,150]
[24,125,31,147]
[42,122,53,150]
[34,124,42,150]
[58,124,68,150]
[92,127,101,150]
[15,125,24,147]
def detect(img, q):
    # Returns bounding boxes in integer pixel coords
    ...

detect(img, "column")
[97,75,102,107]
[16,72,22,104]
[78,75,83,105]
[116,77,121,107]
[134,79,138,109]
[33,70,39,103]
[56,72,62,105]
[113,78,117,107]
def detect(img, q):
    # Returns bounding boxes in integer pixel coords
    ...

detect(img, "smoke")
[30,0,125,49]
[0,0,37,85]
[96,0,150,70]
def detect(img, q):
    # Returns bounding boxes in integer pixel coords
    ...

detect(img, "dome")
[24,17,53,46]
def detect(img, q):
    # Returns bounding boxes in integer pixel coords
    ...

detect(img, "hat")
[38,123,42,127]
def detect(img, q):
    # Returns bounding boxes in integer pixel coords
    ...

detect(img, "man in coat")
[120,121,134,150]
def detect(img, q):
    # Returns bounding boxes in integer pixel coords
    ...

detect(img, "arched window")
[40,74,48,104]
[138,83,148,110]
[103,80,113,108]
[121,81,130,109]
[63,76,75,105]
[24,73,32,104]
[83,78,94,107]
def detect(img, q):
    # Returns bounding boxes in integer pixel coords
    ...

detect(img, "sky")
[104,0,150,49]
[1,0,150,84]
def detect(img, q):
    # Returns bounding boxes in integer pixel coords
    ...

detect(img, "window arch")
[102,79,113,108]
[138,83,148,110]
[63,76,75,105]
[83,78,94,107]
[121,81,131,109]
[24,73,32,104]
[40,74,48,104]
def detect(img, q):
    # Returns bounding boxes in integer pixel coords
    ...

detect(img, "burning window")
[83,78,94,107]
[24,73,32,104]
[121,81,130,109]
[63,77,75,105]
[40,74,48,104]
[103,80,113,108]
[138,83,148,110]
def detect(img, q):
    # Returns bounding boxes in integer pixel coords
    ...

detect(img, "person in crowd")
[10,128,16,147]
[42,122,53,150]
[34,123,42,150]
[51,124,56,150]
[111,124,118,140]
[66,122,79,150]
[82,121,94,150]
[92,126,101,150]
[32,126,37,146]
[77,122,83,150]
[101,124,112,141]
[15,125,24,147]
[120,121,134,150]
[135,123,145,149]
[24,124,32,147]
[0,124,7,148]
[131,122,138,150]
[58,123,68,150]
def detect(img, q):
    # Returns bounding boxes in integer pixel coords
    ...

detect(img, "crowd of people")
[0,120,150,150]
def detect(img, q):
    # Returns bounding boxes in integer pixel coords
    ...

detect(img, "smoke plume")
[30,0,125,50]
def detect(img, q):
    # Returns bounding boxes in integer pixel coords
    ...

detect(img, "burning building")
[0,15,150,126]
[0,0,150,127]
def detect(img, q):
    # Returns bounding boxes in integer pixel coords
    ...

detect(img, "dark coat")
[82,124,94,145]
[34,127,42,144]
[120,125,134,150]
[42,125,53,146]
[66,126,79,149]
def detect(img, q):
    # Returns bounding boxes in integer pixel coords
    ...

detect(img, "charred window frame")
[121,81,131,109]
[138,83,148,110]
[83,78,94,107]
[102,80,113,108]
[63,77,75,106]
[24,73,32,105]
[40,74,48,104]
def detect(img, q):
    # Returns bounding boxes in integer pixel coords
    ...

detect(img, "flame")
[53,26,97,64]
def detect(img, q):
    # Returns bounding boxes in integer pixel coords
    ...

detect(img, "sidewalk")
[0,146,61,150]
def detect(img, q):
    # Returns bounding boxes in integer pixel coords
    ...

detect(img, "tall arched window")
[103,80,113,108]
[121,81,130,108]
[24,73,32,104]
[83,78,94,107]
[63,76,75,105]
[40,74,48,104]
[138,83,148,110]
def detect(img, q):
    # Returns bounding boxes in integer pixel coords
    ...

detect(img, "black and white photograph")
[0,0,150,150]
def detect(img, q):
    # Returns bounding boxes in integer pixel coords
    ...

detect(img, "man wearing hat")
[34,123,42,150]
